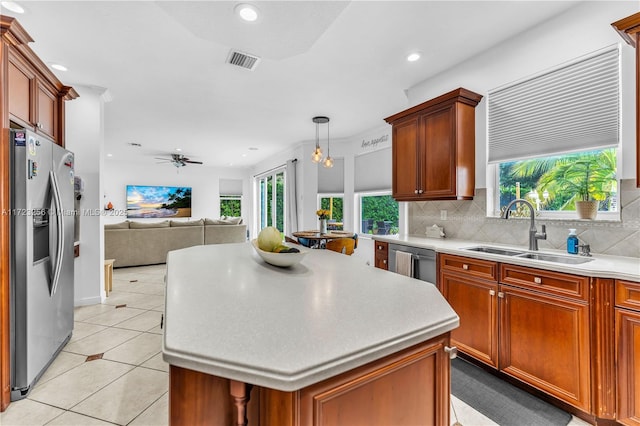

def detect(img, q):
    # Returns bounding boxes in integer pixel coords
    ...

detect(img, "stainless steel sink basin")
[464,246,526,256]
[514,253,594,264]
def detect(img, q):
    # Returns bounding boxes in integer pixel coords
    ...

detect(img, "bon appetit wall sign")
[359,132,390,152]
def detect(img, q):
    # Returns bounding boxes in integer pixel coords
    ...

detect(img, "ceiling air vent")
[226,50,261,71]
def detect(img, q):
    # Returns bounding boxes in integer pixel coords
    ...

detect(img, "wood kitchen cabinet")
[440,254,498,368]
[374,241,388,270]
[384,88,482,201]
[616,279,640,425]
[439,254,593,413]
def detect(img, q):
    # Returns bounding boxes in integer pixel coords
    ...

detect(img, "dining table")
[292,230,355,248]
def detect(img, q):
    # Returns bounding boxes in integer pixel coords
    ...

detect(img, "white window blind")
[219,179,243,196]
[488,47,619,163]
[354,148,391,192]
[318,158,344,193]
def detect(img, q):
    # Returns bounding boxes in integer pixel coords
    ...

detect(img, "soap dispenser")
[567,229,579,254]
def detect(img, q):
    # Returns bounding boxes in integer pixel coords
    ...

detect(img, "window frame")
[354,190,399,237]
[254,167,287,232]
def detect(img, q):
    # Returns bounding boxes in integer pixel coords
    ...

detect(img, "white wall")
[406,1,638,185]
[65,86,105,306]
[102,161,251,224]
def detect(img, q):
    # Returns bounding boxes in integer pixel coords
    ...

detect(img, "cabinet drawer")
[374,241,388,270]
[374,241,388,255]
[615,279,640,311]
[439,254,497,282]
[500,264,588,301]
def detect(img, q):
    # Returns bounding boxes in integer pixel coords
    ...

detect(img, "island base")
[169,334,451,426]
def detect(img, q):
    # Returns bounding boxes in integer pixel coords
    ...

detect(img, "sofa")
[104,218,247,267]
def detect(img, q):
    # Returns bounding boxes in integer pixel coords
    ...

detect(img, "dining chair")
[325,238,356,255]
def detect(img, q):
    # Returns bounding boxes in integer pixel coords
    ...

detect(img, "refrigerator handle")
[49,171,64,296]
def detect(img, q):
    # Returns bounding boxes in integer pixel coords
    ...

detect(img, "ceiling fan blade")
[184,160,203,164]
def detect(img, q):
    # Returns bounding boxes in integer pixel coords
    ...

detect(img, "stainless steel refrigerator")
[9,129,75,400]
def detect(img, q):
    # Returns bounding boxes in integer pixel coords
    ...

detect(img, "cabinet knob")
[444,346,458,359]
[378,245,382,250]
[414,189,419,194]
[498,292,504,298]
[534,277,542,284]
[462,264,469,270]
[383,259,387,264]
[418,189,423,194]
[489,289,496,296]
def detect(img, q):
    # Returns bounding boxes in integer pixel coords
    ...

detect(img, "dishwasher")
[388,243,437,285]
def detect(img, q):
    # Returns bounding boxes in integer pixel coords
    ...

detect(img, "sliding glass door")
[256,169,285,232]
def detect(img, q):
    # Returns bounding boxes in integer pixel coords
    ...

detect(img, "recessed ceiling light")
[235,3,259,22]
[1,1,24,14]
[407,52,421,62]
[106,153,113,157]
[50,63,67,71]
[175,148,182,152]
[241,153,247,157]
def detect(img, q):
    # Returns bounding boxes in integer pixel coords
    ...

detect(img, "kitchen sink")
[464,246,526,256]
[514,253,594,264]
[462,246,595,264]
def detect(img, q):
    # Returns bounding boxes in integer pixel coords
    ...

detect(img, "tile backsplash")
[408,179,640,258]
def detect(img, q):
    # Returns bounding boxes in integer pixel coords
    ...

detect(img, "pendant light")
[322,117,333,168]
[311,116,329,164]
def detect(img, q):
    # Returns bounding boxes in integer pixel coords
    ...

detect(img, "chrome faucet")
[501,199,547,251]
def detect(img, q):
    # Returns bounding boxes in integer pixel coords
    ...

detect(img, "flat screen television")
[126,185,192,218]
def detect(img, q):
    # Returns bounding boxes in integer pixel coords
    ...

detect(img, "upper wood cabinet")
[612,13,640,188]
[2,15,77,146]
[385,88,482,201]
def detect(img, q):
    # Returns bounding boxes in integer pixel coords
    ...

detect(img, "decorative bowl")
[251,239,310,267]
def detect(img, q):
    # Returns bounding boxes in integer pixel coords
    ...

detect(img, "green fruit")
[257,226,282,252]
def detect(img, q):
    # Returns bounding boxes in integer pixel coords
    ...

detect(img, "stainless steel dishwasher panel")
[388,243,437,285]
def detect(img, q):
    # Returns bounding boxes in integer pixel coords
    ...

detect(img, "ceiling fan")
[155,153,203,168]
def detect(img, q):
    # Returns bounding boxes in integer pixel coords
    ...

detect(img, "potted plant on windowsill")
[535,150,616,220]
[510,149,616,220]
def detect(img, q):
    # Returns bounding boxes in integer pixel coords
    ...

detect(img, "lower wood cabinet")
[499,284,591,412]
[616,279,640,426]
[169,335,451,426]
[374,241,388,270]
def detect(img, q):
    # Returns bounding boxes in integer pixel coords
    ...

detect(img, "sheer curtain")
[285,159,298,235]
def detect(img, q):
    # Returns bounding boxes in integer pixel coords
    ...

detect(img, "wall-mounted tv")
[126,185,192,218]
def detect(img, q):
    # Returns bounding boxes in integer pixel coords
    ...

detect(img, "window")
[489,47,619,218]
[359,193,399,235]
[319,196,343,230]
[219,179,243,217]
[498,148,617,214]
[256,169,285,232]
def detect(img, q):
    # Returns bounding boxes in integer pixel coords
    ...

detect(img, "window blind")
[354,148,392,192]
[318,158,344,193]
[219,179,243,196]
[488,47,619,163]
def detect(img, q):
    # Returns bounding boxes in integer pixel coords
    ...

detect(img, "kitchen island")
[162,242,459,425]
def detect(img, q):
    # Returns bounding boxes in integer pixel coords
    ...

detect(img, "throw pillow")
[104,221,130,229]
[129,220,170,229]
[170,219,204,227]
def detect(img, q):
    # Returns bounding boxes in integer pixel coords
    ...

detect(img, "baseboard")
[74,296,102,307]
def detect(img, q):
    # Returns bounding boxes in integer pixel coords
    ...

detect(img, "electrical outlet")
[440,210,447,220]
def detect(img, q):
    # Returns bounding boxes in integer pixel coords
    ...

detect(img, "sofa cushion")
[105,221,130,229]
[170,219,204,227]
[129,220,170,229]
[205,217,243,225]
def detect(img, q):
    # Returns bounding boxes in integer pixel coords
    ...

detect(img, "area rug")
[451,358,572,426]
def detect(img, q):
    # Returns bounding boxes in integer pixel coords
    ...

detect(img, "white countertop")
[162,242,459,391]
[373,235,640,281]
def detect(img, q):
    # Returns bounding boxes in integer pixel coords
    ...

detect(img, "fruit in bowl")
[252,228,309,267]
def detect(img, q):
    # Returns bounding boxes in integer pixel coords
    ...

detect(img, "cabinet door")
[374,241,388,270]
[421,105,456,198]
[499,285,591,412]
[8,56,34,126]
[441,272,498,367]
[392,116,420,200]
[617,308,640,426]
[36,81,57,140]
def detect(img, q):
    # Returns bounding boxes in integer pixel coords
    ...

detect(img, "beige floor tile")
[120,294,165,310]
[82,307,147,327]
[129,392,168,426]
[147,324,163,335]
[141,353,169,372]
[64,327,141,356]
[450,395,497,426]
[103,333,162,366]
[68,322,108,343]
[28,359,134,410]
[0,398,65,426]
[72,367,168,425]
[74,304,114,322]
[113,310,163,332]
[120,282,165,296]
[38,351,87,384]
[47,411,115,425]
[149,303,165,313]
[101,292,157,309]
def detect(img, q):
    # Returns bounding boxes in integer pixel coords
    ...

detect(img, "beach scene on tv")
[126,185,192,218]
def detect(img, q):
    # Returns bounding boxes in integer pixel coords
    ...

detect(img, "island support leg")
[230,380,251,426]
